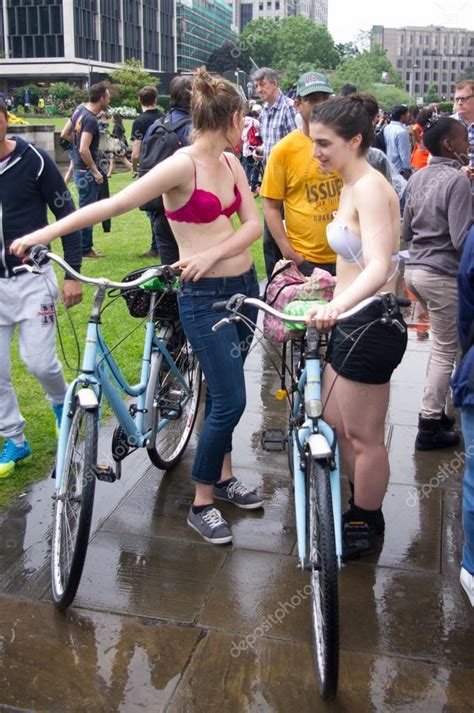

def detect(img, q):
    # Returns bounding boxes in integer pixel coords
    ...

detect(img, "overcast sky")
[327,0,474,44]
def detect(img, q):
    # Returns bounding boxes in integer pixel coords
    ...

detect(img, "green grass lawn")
[0,172,264,508]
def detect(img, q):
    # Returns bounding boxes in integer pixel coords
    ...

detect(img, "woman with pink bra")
[10,69,263,545]
[305,95,408,559]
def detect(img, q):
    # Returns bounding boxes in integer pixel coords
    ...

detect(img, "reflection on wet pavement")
[1,292,474,711]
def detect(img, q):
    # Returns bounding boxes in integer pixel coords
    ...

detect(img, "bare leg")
[322,364,356,481]
[107,156,115,178]
[194,483,214,506]
[325,367,390,510]
[64,160,73,184]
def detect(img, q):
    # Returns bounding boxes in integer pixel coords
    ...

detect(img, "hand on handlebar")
[304,300,346,331]
[10,234,51,259]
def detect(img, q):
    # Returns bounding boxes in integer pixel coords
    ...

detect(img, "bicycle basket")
[121,265,180,321]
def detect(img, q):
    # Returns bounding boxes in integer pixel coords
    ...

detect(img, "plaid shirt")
[452,111,474,155]
[260,91,297,164]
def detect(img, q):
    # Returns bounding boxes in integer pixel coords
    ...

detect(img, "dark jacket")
[452,223,474,407]
[0,136,82,279]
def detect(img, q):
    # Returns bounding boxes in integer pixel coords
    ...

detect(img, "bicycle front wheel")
[147,326,202,470]
[307,456,339,700]
[51,406,97,609]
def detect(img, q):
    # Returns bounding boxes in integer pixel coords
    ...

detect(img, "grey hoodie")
[403,156,473,276]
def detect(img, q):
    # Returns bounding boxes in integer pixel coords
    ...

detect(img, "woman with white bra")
[305,94,408,559]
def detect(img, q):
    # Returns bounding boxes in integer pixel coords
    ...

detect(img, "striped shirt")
[260,91,297,164]
[452,111,474,154]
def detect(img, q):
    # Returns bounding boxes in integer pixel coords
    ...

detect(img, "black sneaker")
[187,505,233,544]
[440,411,456,430]
[342,503,385,535]
[213,477,264,510]
[342,520,379,561]
[415,415,460,451]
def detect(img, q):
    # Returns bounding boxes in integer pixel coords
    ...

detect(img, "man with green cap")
[261,72,341,276]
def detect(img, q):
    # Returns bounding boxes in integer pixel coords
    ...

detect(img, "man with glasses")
[452,80,474,182]
[260,72,340,277]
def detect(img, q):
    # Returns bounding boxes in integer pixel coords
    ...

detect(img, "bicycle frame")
[55,287,190,490]
[291,328,342,569]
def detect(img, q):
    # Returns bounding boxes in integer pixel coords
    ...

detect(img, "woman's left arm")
[174,155,262,281]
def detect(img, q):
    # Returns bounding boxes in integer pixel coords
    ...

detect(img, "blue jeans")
[73,169,100,254]
[461,407,474,574]
[178,266,259,484]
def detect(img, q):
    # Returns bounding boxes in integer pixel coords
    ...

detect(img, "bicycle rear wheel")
[51,405,97,609]
[307,456,339,700]
[147,325,202,470]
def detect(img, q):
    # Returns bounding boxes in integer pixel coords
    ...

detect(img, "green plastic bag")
[282,299,328,330]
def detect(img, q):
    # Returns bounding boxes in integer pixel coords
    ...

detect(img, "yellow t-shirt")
[260,130,342,264]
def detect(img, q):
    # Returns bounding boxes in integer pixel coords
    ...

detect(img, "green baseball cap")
[296,71,333,97]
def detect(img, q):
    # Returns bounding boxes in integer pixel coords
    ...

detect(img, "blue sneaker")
[52,403,64,437]
[0,438,32,478]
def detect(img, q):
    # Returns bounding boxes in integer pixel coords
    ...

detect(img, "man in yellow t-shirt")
[261,72,342,276]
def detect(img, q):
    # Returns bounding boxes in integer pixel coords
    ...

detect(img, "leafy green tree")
[239,18,280,68]
[331,45,401,93]
[239,17,339,73]
[460,65,474,81]
[336,42,360,62]
[371,85,412,109]
[424,84,442,104]
[109,58,159,109]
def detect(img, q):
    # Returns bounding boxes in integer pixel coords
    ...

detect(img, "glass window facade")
[160,0,174,72]
[74,0,99,60]
[241,2,253,29]
[177,0,235,72]
[6,0,64,58]
[123,0,141,61]
[143,0,159,70]
[101,0,121,64]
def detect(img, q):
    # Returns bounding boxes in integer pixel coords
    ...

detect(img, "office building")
[0,0,176,91]
[372,24,474,100]
[232,0,328,33]
[177,0,235,71]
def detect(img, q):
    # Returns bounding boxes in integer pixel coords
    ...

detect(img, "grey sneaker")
[187,505,233,544]
[214,477,264,510]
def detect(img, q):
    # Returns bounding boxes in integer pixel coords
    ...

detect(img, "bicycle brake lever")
[13,264,42,275]
[212,316,241,332]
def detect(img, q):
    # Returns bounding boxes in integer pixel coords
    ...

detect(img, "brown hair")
[138,85,158,106]
[170,76,193,111]
[310,93,379,153]
[455,79,474,94]
[89,82,109,103]
[191,67,243,135]
[0,99,7,120]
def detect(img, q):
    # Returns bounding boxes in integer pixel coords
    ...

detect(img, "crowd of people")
[0,69,473,605]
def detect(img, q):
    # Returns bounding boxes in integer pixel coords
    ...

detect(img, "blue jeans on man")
[461,407,474,575]
[73,169,100,254]
[178,266,259,485]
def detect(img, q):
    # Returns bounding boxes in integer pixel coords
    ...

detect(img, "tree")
[207,40,252,74]
[371,85,412,109]
[109,58,160,109]
[424,84,442,104]
[460,65,474,81]
[239,17,339,74]
[330,45,402,94]
[336,42,360,62]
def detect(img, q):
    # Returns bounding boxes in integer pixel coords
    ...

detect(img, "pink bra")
[164,152,242,224]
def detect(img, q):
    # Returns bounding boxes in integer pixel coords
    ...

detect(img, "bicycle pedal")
[93,463,117,483]
[261,428,287,452]
[159,390,183,420]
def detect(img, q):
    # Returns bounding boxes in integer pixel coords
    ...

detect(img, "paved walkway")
[1,318,474,712]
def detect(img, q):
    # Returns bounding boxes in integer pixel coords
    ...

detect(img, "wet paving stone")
[0,594,201,713]
[339,564,474,668]
[69,530,228,624]
[442,488,465,579]
[103,464,296,556]
[167,630,474,713]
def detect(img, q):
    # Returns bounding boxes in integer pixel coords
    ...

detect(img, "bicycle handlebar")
[212,293,410,331]
[13,246,180,291]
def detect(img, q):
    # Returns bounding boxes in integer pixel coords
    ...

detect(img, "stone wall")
[6,124,56,161]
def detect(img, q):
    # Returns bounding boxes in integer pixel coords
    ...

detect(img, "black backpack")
[138,113,191,213]
[373,127,387,154]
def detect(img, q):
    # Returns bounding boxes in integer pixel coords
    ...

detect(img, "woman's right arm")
[10,154,192,257]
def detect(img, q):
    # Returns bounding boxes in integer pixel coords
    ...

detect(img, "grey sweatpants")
[0,266,67,440]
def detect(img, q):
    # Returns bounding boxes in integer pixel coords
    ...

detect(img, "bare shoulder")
[353,169,397,204]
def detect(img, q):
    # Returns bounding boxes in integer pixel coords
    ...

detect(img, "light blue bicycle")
[15,246,201,610]
[213,291,409,700]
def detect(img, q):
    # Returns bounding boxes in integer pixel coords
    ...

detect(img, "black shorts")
[325,300,408,384]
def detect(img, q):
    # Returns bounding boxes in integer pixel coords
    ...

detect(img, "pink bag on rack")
[263,259,336,342]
